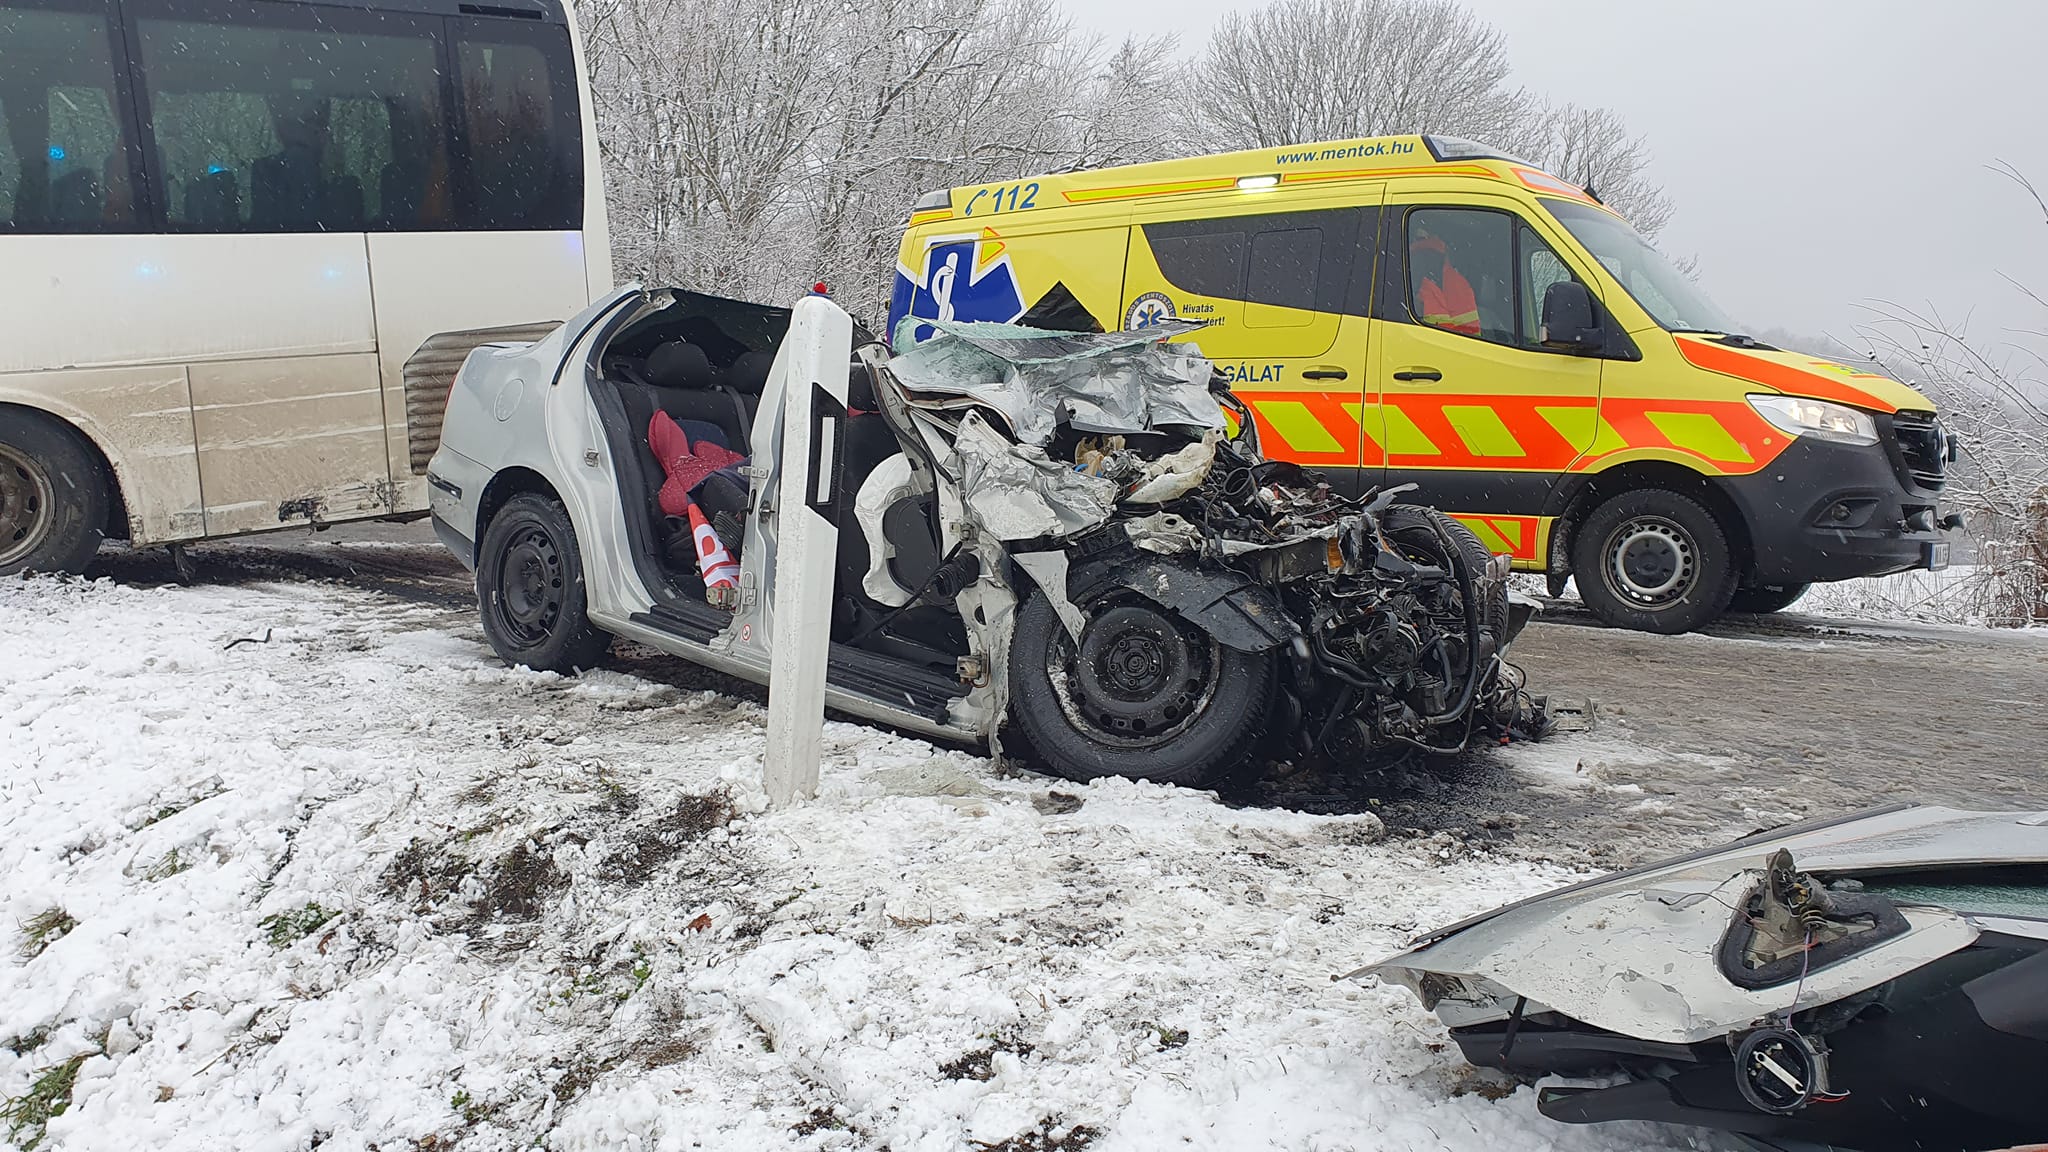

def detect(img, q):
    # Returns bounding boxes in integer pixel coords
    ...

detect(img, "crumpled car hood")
[888,318,1225,445]
[1364,805,2048,1045]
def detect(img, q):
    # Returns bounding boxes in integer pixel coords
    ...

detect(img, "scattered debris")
[1031,791,1084,815]
[222,628,273,650]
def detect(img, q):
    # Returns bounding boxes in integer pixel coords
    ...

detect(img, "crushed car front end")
[878,319,1545,785]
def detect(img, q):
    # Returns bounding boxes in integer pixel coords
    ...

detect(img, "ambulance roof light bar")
[1421,134,1533,165]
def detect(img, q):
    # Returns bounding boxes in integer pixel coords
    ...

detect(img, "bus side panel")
[0,364,205,545]
[0,233,375,375]
[366,231,590,511]
[188,352,390,536]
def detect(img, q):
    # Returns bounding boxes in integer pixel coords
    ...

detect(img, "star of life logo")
[886,234,1026,346]
[1125,291,1176,330]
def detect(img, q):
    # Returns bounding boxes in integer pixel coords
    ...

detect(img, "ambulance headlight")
[1747,394,1879,446]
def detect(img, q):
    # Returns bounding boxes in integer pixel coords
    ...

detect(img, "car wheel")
[1005,567,1275,789]
[1728,582,1810,615]
[0,411,109,577]
[476,492,611,673]
[1381,504,1508,641]
[1571,489,1736,634]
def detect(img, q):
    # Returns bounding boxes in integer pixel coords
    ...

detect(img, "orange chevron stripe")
[1237,390,1791,476]
[1675,337,1892,411]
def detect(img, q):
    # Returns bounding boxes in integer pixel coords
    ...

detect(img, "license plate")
[1924,541,1951,571]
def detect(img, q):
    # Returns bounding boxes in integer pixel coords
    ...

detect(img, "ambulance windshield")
[1544,198,1739,336]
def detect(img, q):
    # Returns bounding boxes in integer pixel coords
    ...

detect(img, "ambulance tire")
[1728,582,1810,615]
[1006,569,1276,790]
[477,493,612,674]
[0,410,109,578]
[1572,489,1736,635]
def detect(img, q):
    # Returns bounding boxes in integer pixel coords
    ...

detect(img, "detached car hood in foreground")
[1364,804,2048,1152]
[1370,804,2048,1043]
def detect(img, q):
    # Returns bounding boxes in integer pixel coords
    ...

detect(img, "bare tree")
[1844,165,2047,626]
[1193,0,1526,150]
[1510,103,1673,238]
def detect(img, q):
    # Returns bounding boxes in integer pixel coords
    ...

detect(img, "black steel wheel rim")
[1052,594,1220,748]
[496,524,566,646]
[0,444,55,568]
[1603,515,1699,610]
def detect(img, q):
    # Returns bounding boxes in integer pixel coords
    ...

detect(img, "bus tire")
[1005,566,1275,790]
[0,411,109,577]
[1571,488,1736,635]
[1728,582,1810,615]
[476,492,611,673]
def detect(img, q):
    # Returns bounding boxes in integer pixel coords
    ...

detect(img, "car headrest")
[646,341,716,390]
[726,350,774,394]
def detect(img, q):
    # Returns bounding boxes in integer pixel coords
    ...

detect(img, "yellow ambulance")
[887,134,1958,634]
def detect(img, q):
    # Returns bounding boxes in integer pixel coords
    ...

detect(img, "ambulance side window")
[1518,224,1579,351]
[1140,207,1371,314]
[1404,207,1515,344]
[1146,225,1247,299]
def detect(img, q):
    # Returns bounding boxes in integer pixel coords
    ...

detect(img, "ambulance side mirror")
[1540,280,1604,354]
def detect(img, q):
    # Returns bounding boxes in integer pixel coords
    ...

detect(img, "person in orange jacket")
[1411,228,1482,336]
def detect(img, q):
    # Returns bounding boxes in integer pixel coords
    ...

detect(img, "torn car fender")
[1069,557,1299,653]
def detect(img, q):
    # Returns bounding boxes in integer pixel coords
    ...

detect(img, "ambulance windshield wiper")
[1672,327,1772,350]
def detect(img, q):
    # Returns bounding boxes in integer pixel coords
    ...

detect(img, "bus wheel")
[476,492,611,673]
[0,412,109,577]
[1571,489,1736,634]
[1729,582,1810,615]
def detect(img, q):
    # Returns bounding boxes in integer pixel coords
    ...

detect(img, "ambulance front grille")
[1887,410,1947,492]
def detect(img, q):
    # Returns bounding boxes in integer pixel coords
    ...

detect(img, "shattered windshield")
[1543,198,1738,334]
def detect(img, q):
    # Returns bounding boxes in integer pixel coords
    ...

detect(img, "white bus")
[0,0,610,575]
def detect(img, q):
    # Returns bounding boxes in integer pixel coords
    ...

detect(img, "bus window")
[0,0,136,232]
[452,21,581,231]
[132,1,446,232]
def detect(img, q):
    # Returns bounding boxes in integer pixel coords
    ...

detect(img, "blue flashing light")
[48,145,67,161]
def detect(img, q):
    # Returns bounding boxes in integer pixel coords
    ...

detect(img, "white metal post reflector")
[763,295,853,806]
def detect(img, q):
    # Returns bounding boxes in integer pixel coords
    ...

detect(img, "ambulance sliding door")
[1121,187,1385,494]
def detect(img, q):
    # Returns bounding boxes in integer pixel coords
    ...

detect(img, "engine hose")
[1307,618,1377,689]
[1420,515,1485,727]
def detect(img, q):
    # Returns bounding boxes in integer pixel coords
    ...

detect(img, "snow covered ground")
[0,572,1715,1152]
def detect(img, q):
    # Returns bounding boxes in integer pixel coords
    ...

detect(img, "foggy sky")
[1066,0,2048,358]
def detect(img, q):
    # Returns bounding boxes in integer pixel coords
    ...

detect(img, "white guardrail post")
[763,294,853,806]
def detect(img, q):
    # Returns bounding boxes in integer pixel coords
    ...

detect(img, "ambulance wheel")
[0,410,109,577]
[1572,489,1736,635]
[1006,569,1275,790]
[1728,582,1810,615]
[477,492,611,673]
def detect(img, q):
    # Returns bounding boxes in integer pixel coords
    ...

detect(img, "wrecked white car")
[425,286,1543,786]
[1364,804,2048,1152]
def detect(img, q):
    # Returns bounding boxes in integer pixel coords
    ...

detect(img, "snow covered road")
[0,571,1712,1151]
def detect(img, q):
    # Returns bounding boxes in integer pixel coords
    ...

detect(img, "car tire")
[1571,489,1736,634]
[1728,582,1810,615]
[1381,504,1507,641]
[0,410,109,577]
[1005,565,1275,789]
[476,492,611,673]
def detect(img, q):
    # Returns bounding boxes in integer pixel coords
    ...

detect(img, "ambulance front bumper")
[1718,434,1952,586]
